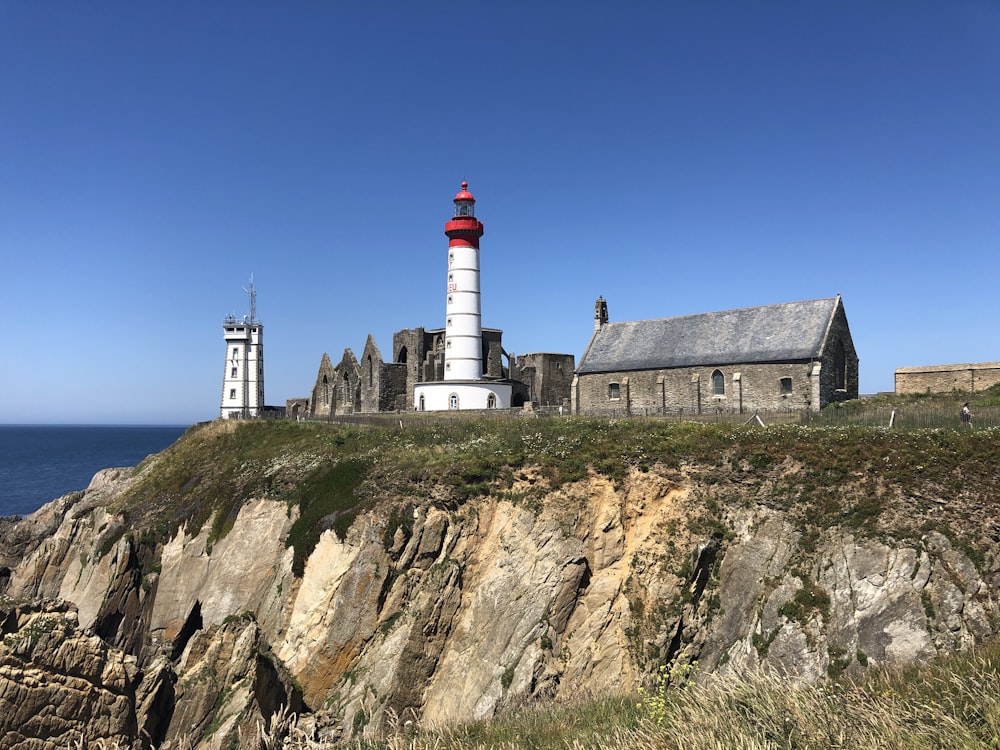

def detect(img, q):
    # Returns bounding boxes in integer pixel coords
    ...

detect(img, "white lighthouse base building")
[414,380,513,412]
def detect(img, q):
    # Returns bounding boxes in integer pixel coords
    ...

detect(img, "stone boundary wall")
[895,362,1000,395]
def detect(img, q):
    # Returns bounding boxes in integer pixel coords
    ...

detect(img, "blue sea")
[0,425,190,518]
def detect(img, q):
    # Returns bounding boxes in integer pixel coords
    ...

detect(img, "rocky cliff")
[2,419,999,748]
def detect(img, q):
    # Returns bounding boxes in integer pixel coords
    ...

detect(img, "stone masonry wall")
[514,353,576,407]
[379,362,409,411]
[393,328,434,410]
[301,327,571,415]
[573,299,859,415]
[817,303,860,407]
[896,363,1000,395]
[309,354,336,418]
[286,398,309,419]
[483,330,504,378]
[574,361,822,415]
[332,350,361,416]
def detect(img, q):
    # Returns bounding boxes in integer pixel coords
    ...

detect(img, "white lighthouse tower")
[414,182,513,411]
[220,278,265,419]
[444,182,484,380]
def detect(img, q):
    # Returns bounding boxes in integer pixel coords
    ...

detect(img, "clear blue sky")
[2,2,998,424]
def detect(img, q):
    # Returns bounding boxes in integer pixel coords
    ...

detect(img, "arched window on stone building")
[712,369,725,397]
[833,340,847,391]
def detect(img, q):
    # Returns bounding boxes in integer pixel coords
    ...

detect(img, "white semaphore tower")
[414,182,512,411]
[220,277,265,419]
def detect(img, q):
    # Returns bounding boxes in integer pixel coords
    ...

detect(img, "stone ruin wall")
[290,328,574,415]
[895,363,1000,395]
[512,353,576,407]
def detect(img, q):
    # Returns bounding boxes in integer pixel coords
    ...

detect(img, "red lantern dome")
[445,181,484,247]
[453,181,475,204]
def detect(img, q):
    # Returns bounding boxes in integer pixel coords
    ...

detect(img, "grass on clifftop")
[105,396,1000,574]
[314,635,1000,749]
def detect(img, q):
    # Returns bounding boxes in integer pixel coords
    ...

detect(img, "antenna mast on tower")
[243,274,257,324]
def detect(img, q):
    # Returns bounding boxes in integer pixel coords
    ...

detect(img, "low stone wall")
[895,362,1000,395]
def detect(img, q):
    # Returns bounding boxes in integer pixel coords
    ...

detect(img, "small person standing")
[961,402,974,429]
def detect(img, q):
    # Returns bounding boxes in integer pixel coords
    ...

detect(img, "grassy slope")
[114,398,1000,572]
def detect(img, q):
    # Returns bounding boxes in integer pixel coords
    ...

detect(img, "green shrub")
[778,575,830,626]
[285,459,369,577]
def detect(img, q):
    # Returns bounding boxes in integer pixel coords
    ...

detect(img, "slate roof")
[576,297,841,374]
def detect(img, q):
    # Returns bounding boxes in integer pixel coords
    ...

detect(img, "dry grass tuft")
[265,640,1000,749]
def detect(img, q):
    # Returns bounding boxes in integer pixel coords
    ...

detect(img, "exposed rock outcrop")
[158,613,304,750]
[0,598,140,749]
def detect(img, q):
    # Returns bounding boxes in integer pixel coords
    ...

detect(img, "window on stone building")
[833,340,847,390]
[367,355,373,386]
[780,377,793,394]
[609,382,621,400]
[449,393,459,410]
[231,367,237,377]
[418,394,425,411]
[487,393,497,409]
[232,348,239,359]
[712,370,725,396]
[229,389,236,399]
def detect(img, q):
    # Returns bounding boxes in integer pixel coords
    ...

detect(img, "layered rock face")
[0,599,139,749]
[2,455,999,747]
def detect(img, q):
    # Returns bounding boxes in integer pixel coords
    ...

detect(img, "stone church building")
[572,295,858,415]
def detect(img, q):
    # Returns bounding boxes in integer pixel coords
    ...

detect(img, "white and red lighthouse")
[414,182,513,411]
[443,182,485,381]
